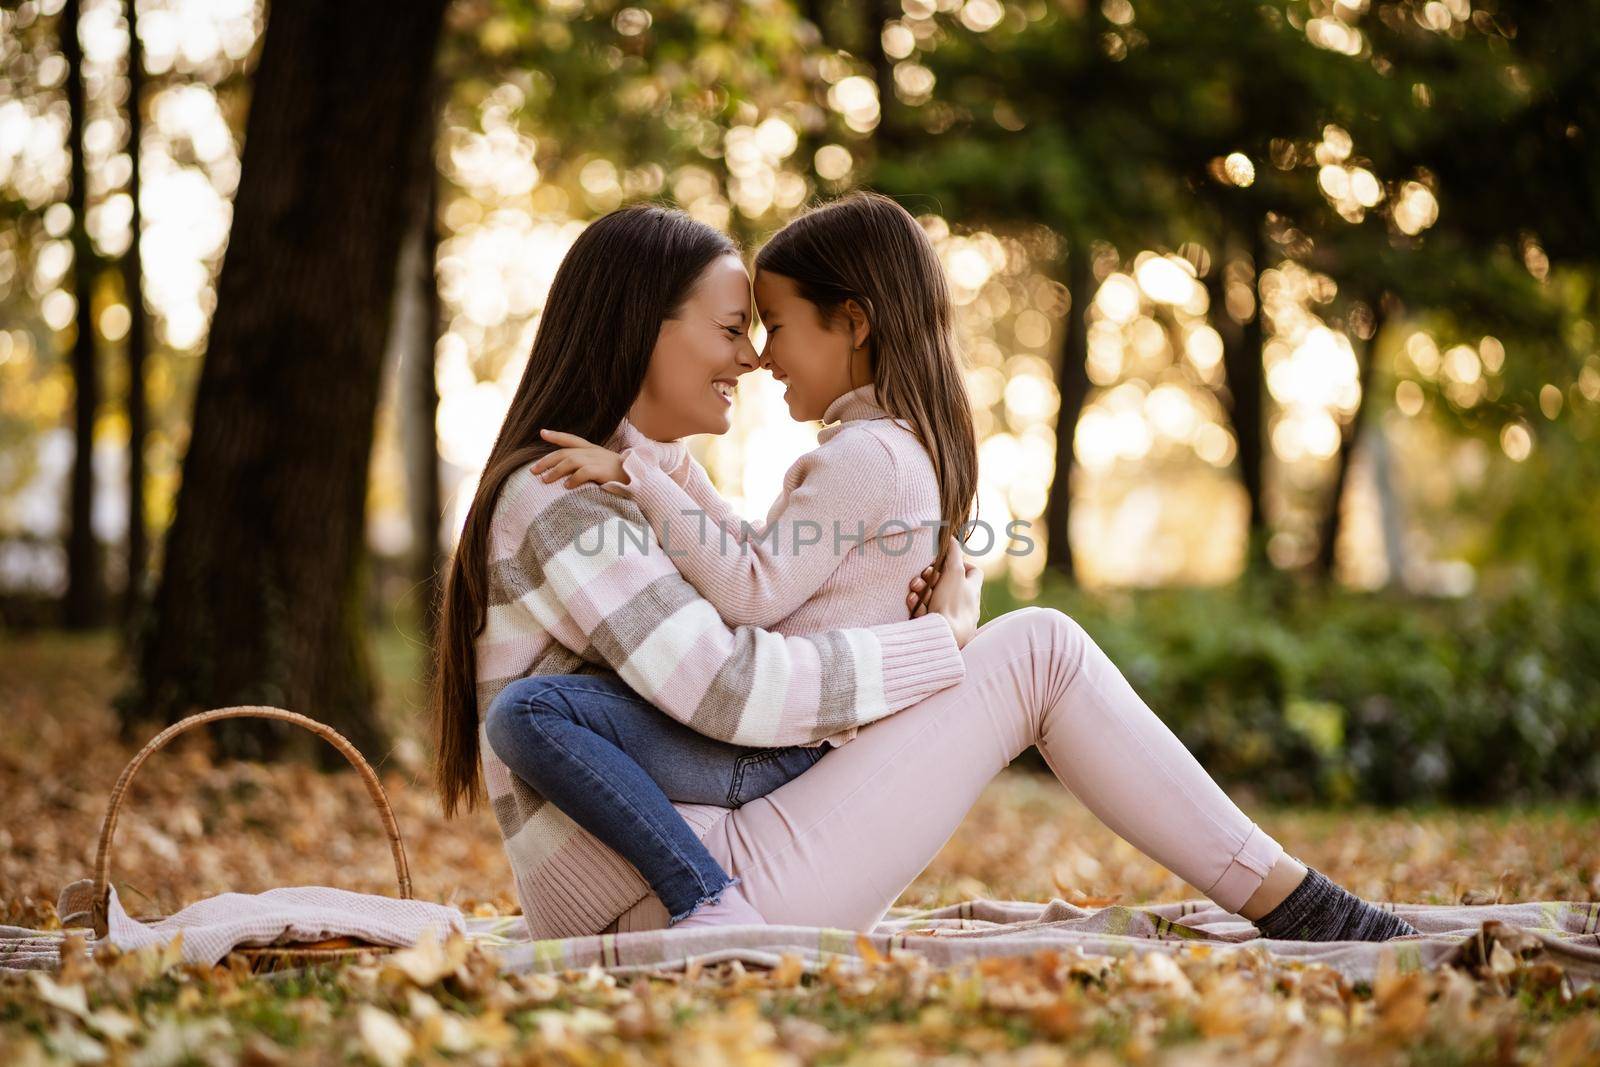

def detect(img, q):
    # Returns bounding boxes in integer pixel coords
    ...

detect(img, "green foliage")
[986,574,1600,805]
[449,0,827,238]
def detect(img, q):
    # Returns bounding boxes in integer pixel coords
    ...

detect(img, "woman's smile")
[628,253,758,438]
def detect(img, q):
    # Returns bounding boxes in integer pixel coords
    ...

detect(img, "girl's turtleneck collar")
[818,383,889,442]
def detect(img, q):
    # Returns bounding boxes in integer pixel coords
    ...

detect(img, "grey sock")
[1253,865,1420,942]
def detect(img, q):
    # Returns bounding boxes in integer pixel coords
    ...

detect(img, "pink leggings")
[608,606,1285,933]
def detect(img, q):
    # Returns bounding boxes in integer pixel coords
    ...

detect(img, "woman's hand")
[533,429,627,489]
[908,538,983,648]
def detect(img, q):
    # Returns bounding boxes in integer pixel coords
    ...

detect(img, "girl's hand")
[905,538,960,618]
[919,537,983,648]
[533,429,627,489]
[906,561,938,618]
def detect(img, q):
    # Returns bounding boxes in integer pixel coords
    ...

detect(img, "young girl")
[484,191,977,928]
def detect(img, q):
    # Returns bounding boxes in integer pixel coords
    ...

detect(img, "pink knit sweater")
[608,383,945,748]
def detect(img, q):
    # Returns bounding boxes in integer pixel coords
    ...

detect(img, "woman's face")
[753,269,869,423]
[629,253,760,440]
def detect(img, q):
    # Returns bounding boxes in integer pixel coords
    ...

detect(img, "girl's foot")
[671,881,766,929]
[1252,865,1419,941]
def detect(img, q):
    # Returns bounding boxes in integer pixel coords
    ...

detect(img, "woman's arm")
[485,471,964,749]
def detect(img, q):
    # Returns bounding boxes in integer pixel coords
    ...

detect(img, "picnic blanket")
[463,896,1600,989]
[8,895,1599,989]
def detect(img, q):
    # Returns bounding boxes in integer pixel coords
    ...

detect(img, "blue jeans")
[484,671,831,924]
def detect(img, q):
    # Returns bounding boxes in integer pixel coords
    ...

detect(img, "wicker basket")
[87,706,413,972]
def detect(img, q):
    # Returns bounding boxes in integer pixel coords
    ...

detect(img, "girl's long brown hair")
[755,191,978,570]
[432,205,736,817]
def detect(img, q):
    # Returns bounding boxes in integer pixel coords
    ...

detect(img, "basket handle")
[92,706,413,939]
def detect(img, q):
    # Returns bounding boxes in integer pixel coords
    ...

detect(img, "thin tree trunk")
[1314,293,1388,580]
[1044,243,1092,579]
[62,0,104,629]
[124,0,450,760]
[798,0,830,42]
[392,154,443,640]
[1368,416,1408,589]
[861,0,902,155]
[122,0,149,626]
[1208,221,1267,569]
[792,1,833,192]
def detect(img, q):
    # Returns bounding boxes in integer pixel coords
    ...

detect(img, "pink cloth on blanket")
[103,885,465,965]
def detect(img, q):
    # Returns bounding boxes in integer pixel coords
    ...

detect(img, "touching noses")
[733,334,760,373]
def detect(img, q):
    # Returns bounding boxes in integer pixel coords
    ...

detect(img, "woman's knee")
[998,605,1087,653]
[990,607,1092,698]
[961,607,1090,726]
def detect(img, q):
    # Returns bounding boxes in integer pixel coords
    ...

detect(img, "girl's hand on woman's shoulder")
[533,429,628,489]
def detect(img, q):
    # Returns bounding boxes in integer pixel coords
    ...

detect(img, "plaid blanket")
[463,895,1600,989]
[8,896,1598,990]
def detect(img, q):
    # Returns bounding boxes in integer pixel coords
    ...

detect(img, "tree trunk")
[1044,243,1092,579]
[61,0,104,629]
[122,0,150,627]
[1207,221,1267,570]
[799,0,830,41]
[1367,416,1409,589]
[792,0,834,193]
[391,148,444,640]
[861,0,903,155]
[123,0,450,761]
[1313,293,1389,580]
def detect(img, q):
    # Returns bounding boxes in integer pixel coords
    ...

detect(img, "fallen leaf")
[44,1023,105,1064]
[356,1005,413,1067]
[770,952,805,987]
[85,1009,138,1042]
[1125,950,1195,998]
[30,973,89,1019]
[384,929,465,988]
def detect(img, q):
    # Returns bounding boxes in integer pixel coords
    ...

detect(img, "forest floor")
[2,632,1597,1065]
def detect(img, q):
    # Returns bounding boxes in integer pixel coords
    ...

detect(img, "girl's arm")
[609,431,895,626]
[484,470,964,749]
[634,449,750,547]
[544,425,749,542]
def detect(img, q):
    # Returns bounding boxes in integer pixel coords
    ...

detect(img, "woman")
[431,200,1418,945]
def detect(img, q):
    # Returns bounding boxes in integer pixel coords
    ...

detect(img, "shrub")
[984,574,1600,805]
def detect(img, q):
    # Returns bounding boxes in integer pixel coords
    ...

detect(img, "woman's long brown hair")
[755,190,978,571]
[432,205,736,817]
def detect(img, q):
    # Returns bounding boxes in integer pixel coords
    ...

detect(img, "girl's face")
[629,253,760,440]
[753,269,871,422]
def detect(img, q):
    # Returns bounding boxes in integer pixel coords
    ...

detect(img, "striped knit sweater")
[475,419,967,940]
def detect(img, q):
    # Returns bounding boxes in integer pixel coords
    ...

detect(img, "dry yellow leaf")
[356,1005,414,1067]
[30,973,89,1019]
